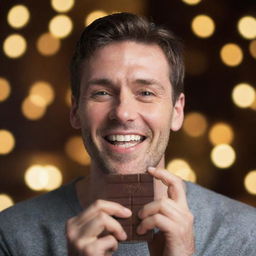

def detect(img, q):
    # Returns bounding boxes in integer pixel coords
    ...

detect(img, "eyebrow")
[86,77,166,92]
[86,78,114,87]
[134,78,166,92]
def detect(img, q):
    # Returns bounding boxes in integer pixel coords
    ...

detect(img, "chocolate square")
[105,173,154,242]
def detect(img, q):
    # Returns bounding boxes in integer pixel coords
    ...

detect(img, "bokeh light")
[166,158,196,182]
[208,122,234,145]
[7,5,30,29]
[37,32,61,56]
[29,81,55,107]
[249,40,256,59]
[220,43,243,66]
[183,112,208,137]
[211,144,236,169]
[0,194,14,211]
[0,78,11,102]
[232,83,255,108]
[191,15,215,38]
[250,96,256,110]
[0,130,15,155]
[3,34,27,58]
[181,0,202,5]
[43,165,63,191]
[49,15,73,38]
[66,88,72,106]
[21,97,46,120]
[237,16,256,40]
[244,170,256,195]
[24,165,62,191]
[65,136,91,165]
[51,0,74,13]
[85,10,108,26]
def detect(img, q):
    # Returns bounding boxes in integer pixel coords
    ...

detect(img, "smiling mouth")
[104,134,146,148]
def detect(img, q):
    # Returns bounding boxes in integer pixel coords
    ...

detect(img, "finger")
[138,198,184,220]
[75,199,131,226]
[148,167,188,209]
[77,212,127,241]
[137,213,173,234]
[80,235,118,256]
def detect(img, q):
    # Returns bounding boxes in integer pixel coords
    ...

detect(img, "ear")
[170,93,185,131]
[70,96,81,129]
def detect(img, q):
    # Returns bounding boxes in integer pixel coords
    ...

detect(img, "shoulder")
[186,181,256,222]
[0,181,80,231]
[186,182,256,255]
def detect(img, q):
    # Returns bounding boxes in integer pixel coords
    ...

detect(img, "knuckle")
[152,213,162,223]
[94,199,104,209]
[98,211,107,223]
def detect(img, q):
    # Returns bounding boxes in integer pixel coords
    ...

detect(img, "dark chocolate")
[105,173,154,242]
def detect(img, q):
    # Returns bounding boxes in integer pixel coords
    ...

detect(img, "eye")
[139,90,155,96]
[92,90,110,97]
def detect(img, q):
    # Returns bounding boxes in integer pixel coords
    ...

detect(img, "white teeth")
[107,134,143,142]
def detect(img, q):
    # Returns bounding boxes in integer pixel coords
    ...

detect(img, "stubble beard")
[81,126,171,175]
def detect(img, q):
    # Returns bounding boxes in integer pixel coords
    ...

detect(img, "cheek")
[141,104,172,132]
[82,103,110,128]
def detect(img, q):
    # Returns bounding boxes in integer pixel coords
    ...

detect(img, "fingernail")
[148,167,156,172]
[123,207,132,215]
[120,231,127,240]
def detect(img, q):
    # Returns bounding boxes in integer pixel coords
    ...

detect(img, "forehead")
[81,41,171,83]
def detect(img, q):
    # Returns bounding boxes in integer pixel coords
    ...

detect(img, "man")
[0,12,256,256]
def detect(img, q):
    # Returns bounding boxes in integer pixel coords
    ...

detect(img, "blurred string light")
[208,122,234,146]
[21,97,46,120]
[65,136,91,165]
[29,81,55,107]
[3,34,27,58]
[7,5,30,29]
[250,96,256,110]
[37,32,61,56]
[244,170,256,195]
[66,88,72,106]
[220,43,243,66]
[232,83,255,108]
[181,0,202,5]
[0,194,14,211]
[85,10,108,26]
[191,15,215,38]
[24,165,62,191]
[49,15,73,38]
[51,0,75,13]
[0,130,15,155]
[183,112,208,137]
[21,81,55,120]
[211,144,236,169]
[166,158,196,182]
[237,16,256,40]
[0,77,11,102]
[249,40,256,59]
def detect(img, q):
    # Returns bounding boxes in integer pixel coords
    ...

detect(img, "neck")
[76,157,168,209]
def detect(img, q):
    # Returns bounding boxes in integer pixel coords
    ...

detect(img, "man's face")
[71,41,184,175]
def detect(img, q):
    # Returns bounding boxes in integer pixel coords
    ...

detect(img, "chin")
[102,162,148,175]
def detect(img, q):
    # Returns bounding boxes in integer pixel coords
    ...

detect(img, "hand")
[66,200,132,256]
[137,167,195,256]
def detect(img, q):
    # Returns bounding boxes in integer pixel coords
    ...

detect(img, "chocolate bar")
[104,173,154,242]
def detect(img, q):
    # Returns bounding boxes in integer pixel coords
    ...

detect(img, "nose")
[108,92,138,123]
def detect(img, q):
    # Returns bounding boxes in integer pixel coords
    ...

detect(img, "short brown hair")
[70,12,185,103]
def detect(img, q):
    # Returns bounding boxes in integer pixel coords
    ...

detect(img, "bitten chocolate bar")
[105,173,154,242]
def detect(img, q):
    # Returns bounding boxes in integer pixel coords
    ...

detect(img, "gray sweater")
[0,180,256,256]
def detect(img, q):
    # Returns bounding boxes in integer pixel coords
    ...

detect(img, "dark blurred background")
[0,0,256,210]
